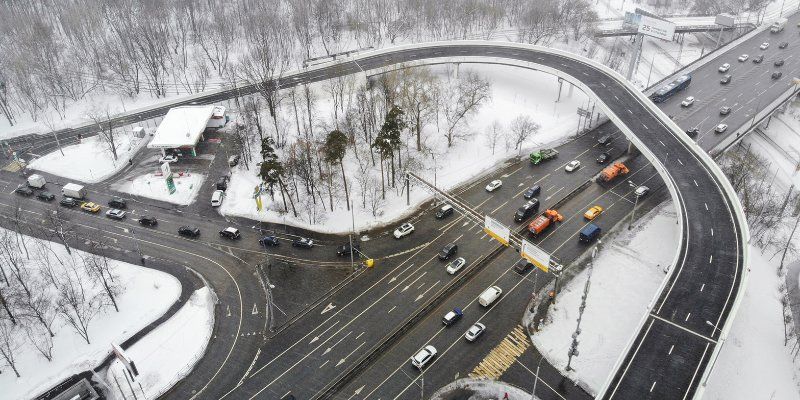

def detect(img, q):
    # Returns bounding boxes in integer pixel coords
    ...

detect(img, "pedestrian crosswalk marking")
[469,325,530,380]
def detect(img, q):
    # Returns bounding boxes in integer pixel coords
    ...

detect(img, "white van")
[478,286,503,307]
[211,190,224,207]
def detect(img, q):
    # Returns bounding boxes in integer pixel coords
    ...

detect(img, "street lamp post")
[531,355,545,399]
[628,180,640,230]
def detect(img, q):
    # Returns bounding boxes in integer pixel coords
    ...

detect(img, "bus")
[650,74,691,103]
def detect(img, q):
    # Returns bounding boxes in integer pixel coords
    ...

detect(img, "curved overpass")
[296,42,748,399]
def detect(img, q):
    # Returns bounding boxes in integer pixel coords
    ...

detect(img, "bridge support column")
[627,140,640,156]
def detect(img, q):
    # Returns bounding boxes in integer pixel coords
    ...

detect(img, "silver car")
[411,345,437,369]
[446,257,467,275]
[465,323,486,342]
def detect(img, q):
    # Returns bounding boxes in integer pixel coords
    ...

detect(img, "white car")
[158,154,178,164]
[715,123,728,133]
[737,54,749,62]
[446,257,467,275]
[465,322,486,342]
[680,96,695,107]
[393,222,415,239]
[635,186,650,197]
[718,63,730,72]
[485,179,503,192]
[565,160,581,172]
[760,42,770,50]
[411,345,437,369]
[105,209,127,220]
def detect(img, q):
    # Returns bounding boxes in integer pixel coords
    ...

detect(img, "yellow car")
[583,205,604,220]
[81,202,101,213]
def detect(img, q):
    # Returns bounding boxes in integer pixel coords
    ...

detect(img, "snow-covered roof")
[148,106,215,149]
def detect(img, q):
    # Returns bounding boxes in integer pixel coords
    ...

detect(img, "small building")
[148,105,224,156]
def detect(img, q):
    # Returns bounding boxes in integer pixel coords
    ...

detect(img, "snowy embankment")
[0,229,181,400]
[105,286,216,400]
[530,203,679,392]
[221,64,588,233]
[112,172,206,206]
[28,131,148,184]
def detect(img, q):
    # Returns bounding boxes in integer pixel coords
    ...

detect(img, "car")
[465,323,486,342]
[81,202,101,213]
[446,257,467,275]
[292,237,314,249]
[442,308,463,326]
[216,175,230,191]
[514,199,540,222]
[178,226,201,238]
[565,160,581,172]
[165,148,183,157]
[738,54,749,62]
[438,243,458,261]
[36,191,55,201]
[720,74,731,84]
[219,227,241,239]
[411,345,437,369]
[583,205,604,220]
[60,197,78,208]
[779,41,788,49]
[14,186,33,196]
[211,190,225,207]
[260,235,280,247]
[513,259,533,274]
[772,71,783,80]
[336,242,361,256]
[158,154,178,164]
[753,54,764,63]
[597,134,612,146]
[775,59,785,67]
[715,123,728,133]
[393,222,415,239]
[596,152,610,164]
[105,209,127,220]
[485,179,503,192]
[523,185,541,200]
[108,198,127,209]
[138,216,158,226]
[228,155,240,167]
[685,127,699,138]
[720,106,731,115]
[635,186,650,197]
[680,96,695,107]
[717,63,730,72]
[435,204,454,219]
[760,42,770,50]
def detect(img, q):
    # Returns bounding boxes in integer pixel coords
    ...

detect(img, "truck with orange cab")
[528,209,563,236]
[598,162,629,182]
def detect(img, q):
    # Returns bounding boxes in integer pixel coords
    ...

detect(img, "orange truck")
[528,209,563,236]
[598,162,629,182]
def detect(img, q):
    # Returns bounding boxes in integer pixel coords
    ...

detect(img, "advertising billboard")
[521,239,551,273]
[638,15,676,41]
[483,216,510,246]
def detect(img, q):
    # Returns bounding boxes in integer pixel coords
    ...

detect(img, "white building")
[148,105,227,156]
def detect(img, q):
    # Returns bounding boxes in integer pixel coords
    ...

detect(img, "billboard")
[111,343,139,378]
[521,239,551,273]
[715,13,735,28]
[638,15,676,41]
[483,216,510,246]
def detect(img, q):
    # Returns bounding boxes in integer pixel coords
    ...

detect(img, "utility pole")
[566,244,599,371]
[628,180,640,230]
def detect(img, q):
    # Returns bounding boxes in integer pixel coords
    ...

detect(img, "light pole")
[130,228,145,265]
[566,244,599,371]
[531,355,545,399]
[628,180,640,230]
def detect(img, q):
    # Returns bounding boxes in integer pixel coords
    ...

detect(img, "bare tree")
[439,71,491,147]
[398,67,439,151]
[0,316,22,377]
[86,106,118,161]
[54,259,107,345]
[509,115,540,153]
[485,120,503,155]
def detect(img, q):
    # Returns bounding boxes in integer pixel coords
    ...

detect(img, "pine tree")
[323,130,350,210]
[259,138,298,217]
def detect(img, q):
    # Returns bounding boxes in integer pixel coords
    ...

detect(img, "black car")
[216,175,230,191]
[523,185,541,200]
[596,152,610,164]
[60,197,78,207]
[139,216,158,226]
[108,198,127,209]
[514,199,540,222]
[14,186,33,196]
[293,237,314,249]
[597,134,612,146]
[336,242,361,256]
[36,191,55,201]
[772,71,783,80]
[753,54,764,63]
[513,259,533,274]
[779,42,788,49]
[259,235,279,246]
[438,243,458,261]
[720,74,731,84]
[685,127,699,138]
[178,226,201,238]
[774,59,784,67]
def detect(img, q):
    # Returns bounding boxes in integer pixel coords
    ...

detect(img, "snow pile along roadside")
[104,286,217,400]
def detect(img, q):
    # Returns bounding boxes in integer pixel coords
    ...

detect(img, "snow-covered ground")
[112,171,206,206]
[28,131,148,184]
[531,203,679,392]
[742,98,800,190]
[105,286,216,400]
[0,230,181,400]
[220,64,588,233]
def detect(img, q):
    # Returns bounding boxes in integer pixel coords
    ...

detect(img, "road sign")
[521,239,551,273]
[638,15,676,41]
[715,13,735,28]
[111,343,139,378]
[166,174,176,194]
[483,216,510,246]
[160,161,171,177]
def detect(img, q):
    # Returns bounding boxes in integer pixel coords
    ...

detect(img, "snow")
[220,64,589,233]
[742,98,800,190]
[28,131,148,184]
[531,203,680,393]
[112,171,206,206]
[148,106,215,149]
[431,377,535,400]
[0,230,181,400]
[104,286,216,400]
